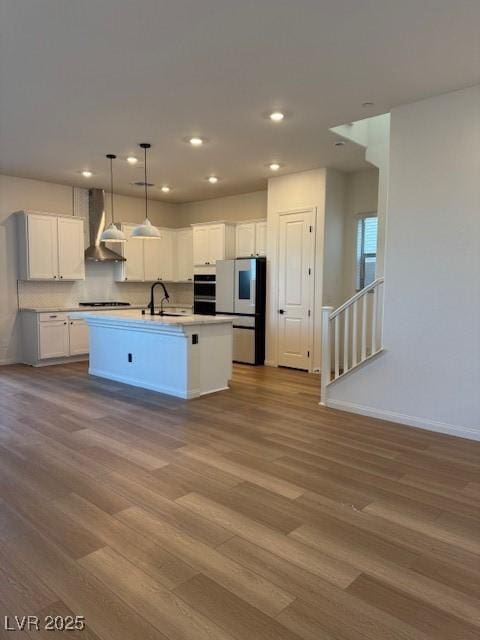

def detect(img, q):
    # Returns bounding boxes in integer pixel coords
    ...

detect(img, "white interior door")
[277,209,314,370]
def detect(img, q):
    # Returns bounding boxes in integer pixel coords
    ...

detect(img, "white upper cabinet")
[175,228,193,281]
[57,217,85,280]
[255,220,267,256]
[192,223,235,266]
[25,213,58,280]
[192,226,210,266]
[235,220,267,257]
[114,224,175,282]
[115,224,145,281]
[235,222,255,257]
[17,211,85,281]
[159,229,174,281]
[207,224,226,263]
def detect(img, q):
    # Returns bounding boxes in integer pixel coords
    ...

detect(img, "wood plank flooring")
[1,361,479,639]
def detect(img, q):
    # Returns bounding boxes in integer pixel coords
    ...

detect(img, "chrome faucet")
[148,281,170,315]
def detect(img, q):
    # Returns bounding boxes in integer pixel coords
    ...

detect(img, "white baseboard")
[0,358,19,366]
[264,360,277,367]
[89,368,194,399]
[325,398,480,442]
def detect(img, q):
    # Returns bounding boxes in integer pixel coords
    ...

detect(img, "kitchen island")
[71,310,233,399]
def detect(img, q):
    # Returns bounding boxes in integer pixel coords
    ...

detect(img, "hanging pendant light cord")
[144,144,148,221]
[110,156,115,224]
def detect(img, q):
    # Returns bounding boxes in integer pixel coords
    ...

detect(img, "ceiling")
[1,1,479,203]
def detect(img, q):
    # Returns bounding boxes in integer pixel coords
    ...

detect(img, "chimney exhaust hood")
[84,189,126,262]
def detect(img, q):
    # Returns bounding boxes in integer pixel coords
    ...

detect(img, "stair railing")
[321,277,384,403]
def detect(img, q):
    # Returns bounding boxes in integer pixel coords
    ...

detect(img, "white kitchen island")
[71,310,233,399]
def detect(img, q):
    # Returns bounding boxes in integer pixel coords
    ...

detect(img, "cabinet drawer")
[39,312,69,322]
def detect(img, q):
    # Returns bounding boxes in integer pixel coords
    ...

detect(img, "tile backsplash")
[18,262,193,308]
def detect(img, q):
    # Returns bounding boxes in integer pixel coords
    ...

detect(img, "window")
[356,215,378,290]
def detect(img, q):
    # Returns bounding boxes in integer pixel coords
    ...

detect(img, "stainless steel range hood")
[84,189,126,262]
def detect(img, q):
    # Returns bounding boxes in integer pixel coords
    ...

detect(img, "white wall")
[266,168,327,371]
[329,85,480,440]
[0,174,179,364]
[323,170,347,309]
[342,169,379,299]
[178,190,267,225]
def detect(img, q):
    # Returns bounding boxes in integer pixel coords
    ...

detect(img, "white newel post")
[320,306,334,405]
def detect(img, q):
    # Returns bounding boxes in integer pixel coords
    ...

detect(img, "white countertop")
[71,309,233,326]
[20,304,193,313]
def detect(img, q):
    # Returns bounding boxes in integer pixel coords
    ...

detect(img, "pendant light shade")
[131,217,160,238]
[101,154,126,243]
[131,143,160,239]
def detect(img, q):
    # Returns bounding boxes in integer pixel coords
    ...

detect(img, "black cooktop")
[79,301,131,307]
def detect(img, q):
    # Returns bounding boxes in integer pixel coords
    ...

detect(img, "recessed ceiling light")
[81,170,93,178]
[161,185,171,193]
[269,162,281,171]
[269,111,284,122]
[334,141,345,147]
[362,101,374,107]
[189,137,204,146]
[126,156,138,165]
[207,176,219,184]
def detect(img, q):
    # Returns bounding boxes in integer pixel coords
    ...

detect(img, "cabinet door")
[193,226,210,265]
[38,321,69,359]
[122,225,145,281]
[57,217,85,280]
[159,229,174,280]
[143,229,163,281]
[176,228,193,281]
[236,223,255,257]
[26,214,58,280]
[254,221,267,256]
[207,225,225,264]
[69,319,89,355]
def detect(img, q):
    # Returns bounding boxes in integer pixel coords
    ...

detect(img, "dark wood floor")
[1,362,480,639]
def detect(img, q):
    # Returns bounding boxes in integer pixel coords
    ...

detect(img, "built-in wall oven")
[193,274,216,315]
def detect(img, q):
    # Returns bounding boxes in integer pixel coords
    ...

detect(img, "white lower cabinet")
[38,320,70,359]
[68,319,90,355]
[22,312,89,365]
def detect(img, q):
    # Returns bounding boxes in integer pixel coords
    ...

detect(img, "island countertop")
[70,309,234,327]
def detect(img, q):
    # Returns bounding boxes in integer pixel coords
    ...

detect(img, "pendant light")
[131,143,160,239]
[100,154,126,243]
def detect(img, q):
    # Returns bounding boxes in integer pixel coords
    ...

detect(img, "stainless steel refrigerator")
[216,257,266,365]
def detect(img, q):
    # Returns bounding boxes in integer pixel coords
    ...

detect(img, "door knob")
[278,309,285,314]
